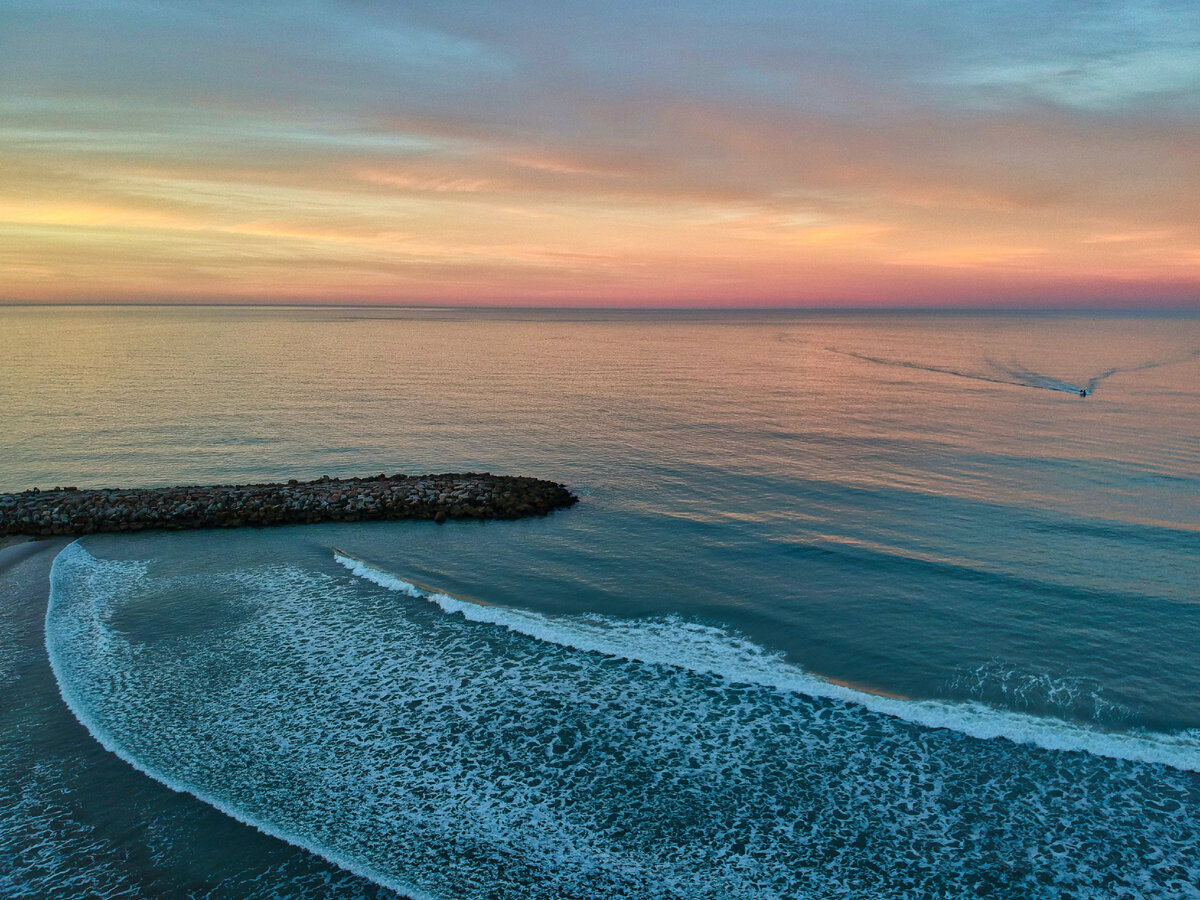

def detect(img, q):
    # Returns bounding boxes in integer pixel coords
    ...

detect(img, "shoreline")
[4,534,412,898]
[1,472,577,538]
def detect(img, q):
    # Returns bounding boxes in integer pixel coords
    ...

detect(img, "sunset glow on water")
[2,2,1199,897]
[3,306,1199,897]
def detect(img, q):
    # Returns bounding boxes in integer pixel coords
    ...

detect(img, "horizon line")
[2,300,1199,315]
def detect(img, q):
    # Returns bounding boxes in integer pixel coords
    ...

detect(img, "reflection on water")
[1,306,1198,897]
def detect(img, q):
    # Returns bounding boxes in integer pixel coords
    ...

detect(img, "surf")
[45,541,440,900]
[335,549,1200,772]
[45,541,1200,898]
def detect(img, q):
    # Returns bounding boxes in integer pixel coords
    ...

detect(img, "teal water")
[2,306,1199,897]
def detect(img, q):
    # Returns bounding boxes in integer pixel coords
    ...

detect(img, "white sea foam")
[46,542,441,900]
[336,549,1200,772]
[945,660,1134,725]
[44,542,1200,899]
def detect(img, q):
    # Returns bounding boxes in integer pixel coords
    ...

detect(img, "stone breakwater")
[0,473,578,537]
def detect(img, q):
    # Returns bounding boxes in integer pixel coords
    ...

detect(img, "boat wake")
[1078,348,1200,393]
[829,347,1200,396]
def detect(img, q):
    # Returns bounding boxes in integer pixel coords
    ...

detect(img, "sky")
[2,0,1199,307]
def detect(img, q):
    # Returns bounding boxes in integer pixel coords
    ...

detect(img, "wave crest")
[44,542,1200,898]
[336,549,1200,772]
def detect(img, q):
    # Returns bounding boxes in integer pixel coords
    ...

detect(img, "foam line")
[40,542,1200,896]
[335,550,1200,772]
[45,542,441,900]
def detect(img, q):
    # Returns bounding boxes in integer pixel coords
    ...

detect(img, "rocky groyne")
[0,473,578,537]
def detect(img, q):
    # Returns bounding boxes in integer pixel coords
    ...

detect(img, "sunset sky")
[2,0,1199,306]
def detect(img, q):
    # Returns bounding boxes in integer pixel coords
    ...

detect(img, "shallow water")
[3,306,1199,897]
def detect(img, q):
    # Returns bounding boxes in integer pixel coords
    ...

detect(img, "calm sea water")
[2,305,1198,898]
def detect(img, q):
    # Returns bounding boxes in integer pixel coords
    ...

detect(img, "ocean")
[1,305,1198,898]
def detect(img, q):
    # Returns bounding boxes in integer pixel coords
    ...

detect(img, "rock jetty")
[0,473,578,537]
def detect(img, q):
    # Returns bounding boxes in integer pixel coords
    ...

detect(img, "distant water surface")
[2,306,1198,898]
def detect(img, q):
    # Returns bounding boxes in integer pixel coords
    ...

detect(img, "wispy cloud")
[1,0,1197,304]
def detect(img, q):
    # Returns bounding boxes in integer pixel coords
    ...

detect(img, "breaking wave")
[335,550,1200,772]
[47,542,1200,899]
